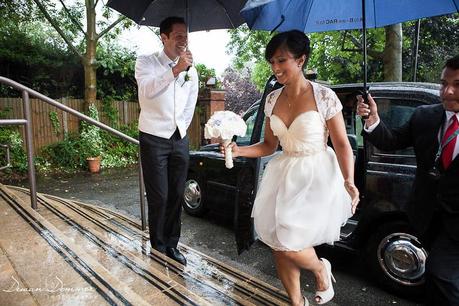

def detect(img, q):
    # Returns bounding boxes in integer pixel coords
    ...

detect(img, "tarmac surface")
[12,165,421,306]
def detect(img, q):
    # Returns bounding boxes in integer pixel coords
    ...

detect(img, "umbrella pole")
[362,0,368,93]
[186,0,189,32]
[361,0,369,195]
[412,19,421,82]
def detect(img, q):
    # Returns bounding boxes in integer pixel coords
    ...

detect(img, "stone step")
[2,185,290,305]
[0,184,151,306]
[61,197,290,306]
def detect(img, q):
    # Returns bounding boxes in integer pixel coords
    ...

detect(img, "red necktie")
[441,115,459,169]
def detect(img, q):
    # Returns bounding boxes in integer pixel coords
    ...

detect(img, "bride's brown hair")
[265,30,311,70]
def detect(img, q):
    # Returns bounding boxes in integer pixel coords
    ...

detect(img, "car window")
[236,110,257,145]
[373,98,423,156]
[236,109,266,145]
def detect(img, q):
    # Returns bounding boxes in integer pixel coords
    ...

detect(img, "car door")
[363,90,437,212]
[203,106,259,216]
[233,76,281,254]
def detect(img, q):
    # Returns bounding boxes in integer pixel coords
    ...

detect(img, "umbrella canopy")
[241,0,459,33]
[107,0,247,32]
[241,0,459,90]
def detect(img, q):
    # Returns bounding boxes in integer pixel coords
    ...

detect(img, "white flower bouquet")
[204,111,247,169]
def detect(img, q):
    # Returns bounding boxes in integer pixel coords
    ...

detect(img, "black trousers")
[139,130,189,252]
[425,230,459,306]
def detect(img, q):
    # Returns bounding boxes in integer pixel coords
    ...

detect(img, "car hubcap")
[377,232,427,286]
[184,179,201,210]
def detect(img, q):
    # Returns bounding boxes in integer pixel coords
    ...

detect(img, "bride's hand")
[219,142,240,158]
[344,181,360,214]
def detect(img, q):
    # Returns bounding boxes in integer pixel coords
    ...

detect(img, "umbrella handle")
[270,15,285,34]
[360,88,370,120]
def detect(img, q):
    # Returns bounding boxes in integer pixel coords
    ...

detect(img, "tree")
[222,67,261,115]
[30,0,132,109]
[403,14,459,82]
[195,63,218,89]
[227,25,273,70]
[0,16,137,101]
[227,25,272,90]
[0,17,80,97]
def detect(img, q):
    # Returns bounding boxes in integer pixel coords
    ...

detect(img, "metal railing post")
[138,155,147,231]
[22,90,38,209]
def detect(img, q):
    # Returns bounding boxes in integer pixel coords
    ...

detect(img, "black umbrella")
[107,0,247,32]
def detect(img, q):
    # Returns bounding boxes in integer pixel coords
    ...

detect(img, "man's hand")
[172,50,193,77]
[357,93,380,128]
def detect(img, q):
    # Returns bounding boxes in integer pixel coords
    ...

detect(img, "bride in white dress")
[222,30,359,306]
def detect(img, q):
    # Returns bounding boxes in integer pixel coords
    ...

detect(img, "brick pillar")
[206,90,225,144]
[189,88,226,147]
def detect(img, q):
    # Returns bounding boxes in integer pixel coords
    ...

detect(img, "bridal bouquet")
[204,111,247,169]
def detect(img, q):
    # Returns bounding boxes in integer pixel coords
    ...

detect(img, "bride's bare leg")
[281,248,328,292]
[273,250,305,306]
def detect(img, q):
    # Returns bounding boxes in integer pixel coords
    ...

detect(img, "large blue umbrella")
[241,0,459,90]
[241,0,459,33]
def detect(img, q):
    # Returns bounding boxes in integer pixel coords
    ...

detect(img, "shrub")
[0,127,28,173]
[80,104,103,159]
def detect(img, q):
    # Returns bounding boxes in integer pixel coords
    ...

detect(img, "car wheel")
[365,221,427,297]
[183,176,207,216]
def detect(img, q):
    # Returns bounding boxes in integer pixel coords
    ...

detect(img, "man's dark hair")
[265,30,311,69]
[444,55,459,70]
[159,17,186,36]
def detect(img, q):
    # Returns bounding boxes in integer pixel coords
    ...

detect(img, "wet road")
[14,165,421,306]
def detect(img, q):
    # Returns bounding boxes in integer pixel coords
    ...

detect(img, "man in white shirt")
[135,16,199,266]
[357,55,459,305]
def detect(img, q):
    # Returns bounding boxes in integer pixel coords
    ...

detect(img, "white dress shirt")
[364,112,459,160]
[135,50,199,139]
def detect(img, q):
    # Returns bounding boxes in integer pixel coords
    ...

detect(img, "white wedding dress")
[251,82,353,251]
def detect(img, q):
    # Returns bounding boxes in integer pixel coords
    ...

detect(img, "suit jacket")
[364,103,459,241]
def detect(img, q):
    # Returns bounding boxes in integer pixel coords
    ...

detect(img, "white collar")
[445,111,459,123]
[158,50,177,67]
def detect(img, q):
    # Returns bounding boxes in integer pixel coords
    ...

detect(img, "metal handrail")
[0,76,147,230]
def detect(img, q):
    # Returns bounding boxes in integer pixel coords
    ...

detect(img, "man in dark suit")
[357,55,459,305]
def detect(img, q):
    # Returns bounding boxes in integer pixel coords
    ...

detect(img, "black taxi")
[183,76,441,296]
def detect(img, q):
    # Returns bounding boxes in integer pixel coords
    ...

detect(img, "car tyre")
[183,175,207,217]
[365,220,427,298]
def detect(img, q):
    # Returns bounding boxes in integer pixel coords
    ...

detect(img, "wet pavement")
[9,165,421,306]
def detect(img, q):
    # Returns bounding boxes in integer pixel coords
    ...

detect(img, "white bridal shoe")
[315,258,336,304]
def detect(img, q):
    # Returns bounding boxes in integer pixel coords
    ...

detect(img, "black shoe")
[166,247,187,266]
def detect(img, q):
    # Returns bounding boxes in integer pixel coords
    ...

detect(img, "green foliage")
[403,14,459,82]
[99,123,139,169]
[227,25,273,69]
[0,127,28,173]
[38,123,139,172]
[0,107,28,173]
[195,63,220,89]
[38,133,86,170]
[96,42,137,102]
[0,1,137,100]
[0,18,80,97]
[80,104,103,158]
[251,61,272,91]
[100,97,119,128]
[48,111,61,136]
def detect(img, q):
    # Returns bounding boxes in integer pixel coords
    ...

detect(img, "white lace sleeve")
[264,88,282,117]
[315,84,343,121]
